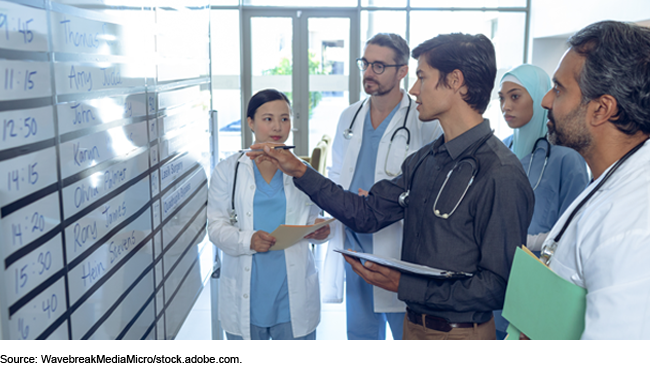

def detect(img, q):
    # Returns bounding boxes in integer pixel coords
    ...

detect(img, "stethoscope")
[540,138,648,265]
[344,97,413,177]
[228,151,306,224]
[509,136,551,191]
[527,137,551,190]
[398,131,493,219]
[229,152,245,225]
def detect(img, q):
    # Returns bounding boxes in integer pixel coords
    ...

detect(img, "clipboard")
[334,249,473,279]
[502,246,587,340]
[269,218,336,251]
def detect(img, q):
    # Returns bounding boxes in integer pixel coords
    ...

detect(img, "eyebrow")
[499,87,522,95]
[552,77,565,90]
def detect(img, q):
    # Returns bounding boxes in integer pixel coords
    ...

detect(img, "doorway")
[242,9,359,156]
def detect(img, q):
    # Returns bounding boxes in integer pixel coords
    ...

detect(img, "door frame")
[241,8,359,155]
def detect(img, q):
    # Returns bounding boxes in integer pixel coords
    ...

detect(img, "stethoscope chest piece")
[398,190,410,208]
[343,128,353,140]
[229,211,238,225]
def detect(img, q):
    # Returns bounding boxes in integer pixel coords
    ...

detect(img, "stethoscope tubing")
[344,97,412,145]
[344,97,413,176]
[527,137,551,190]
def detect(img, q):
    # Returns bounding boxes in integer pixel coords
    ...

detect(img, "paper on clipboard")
[269,218,336,251]
[334,249,473,279]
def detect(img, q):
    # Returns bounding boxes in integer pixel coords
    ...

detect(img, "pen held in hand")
[239,145,296,153]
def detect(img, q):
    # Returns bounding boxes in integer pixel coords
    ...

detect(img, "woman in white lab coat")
[207,89,330,340]
[323,90,442,319]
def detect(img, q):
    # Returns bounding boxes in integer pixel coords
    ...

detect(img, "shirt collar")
[435,119,492,160]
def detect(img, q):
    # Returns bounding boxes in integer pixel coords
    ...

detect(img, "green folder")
[502,247,587,340]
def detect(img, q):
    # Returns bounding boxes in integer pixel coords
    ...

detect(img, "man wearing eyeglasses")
[249,33,533,340]
[325,33,441,340]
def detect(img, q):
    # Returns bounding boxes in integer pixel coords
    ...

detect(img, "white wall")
[529,0,650,76]
[531,0,650,39]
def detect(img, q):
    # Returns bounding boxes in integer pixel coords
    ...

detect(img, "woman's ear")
[247,116,255,132]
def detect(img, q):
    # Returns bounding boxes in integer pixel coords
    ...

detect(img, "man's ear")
[589,94,618,127]
[397,64,408,80]
[447,69,465,93]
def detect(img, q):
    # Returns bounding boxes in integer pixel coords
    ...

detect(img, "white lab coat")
[207,153,324,340]
[324,90,443,313]
[544,140,650,339]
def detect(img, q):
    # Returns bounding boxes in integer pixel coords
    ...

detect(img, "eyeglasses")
[356,58,404,75]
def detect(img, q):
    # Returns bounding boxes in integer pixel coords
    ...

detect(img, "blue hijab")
[501,64,552,159]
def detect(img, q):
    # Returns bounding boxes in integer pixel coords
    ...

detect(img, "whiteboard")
[0,0,211,340]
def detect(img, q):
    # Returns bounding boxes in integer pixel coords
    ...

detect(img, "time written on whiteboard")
[0,3,49,53]
[6,161,39,192]
[3,67,37,91]
[0,60,51,99]
[3,116,38,142]
[0,107,53,151]
[1,148,57,206]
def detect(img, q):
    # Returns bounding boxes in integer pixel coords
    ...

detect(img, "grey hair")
[366,33,410,66]
[569,21,650,135]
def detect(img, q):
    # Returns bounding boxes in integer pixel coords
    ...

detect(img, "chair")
[308,135,331,176]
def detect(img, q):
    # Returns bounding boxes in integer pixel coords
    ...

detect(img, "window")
[409,10,526,140]
[209,3,529,155]
[211,9,243,160]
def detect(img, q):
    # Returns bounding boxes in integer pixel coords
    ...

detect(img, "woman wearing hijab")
[495,64,589,339]
[500,64,589,252]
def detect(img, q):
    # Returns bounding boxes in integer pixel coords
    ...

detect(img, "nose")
[364,66,376,78]
[409,79,419,97]
[541,89,553,110]
[271,119,281,130]
[501,99,511,113]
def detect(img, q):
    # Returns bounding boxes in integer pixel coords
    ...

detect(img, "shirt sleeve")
[398,164,534,313]
[294,165,406,234]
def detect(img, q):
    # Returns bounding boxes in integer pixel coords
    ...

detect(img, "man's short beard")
[547,103,592,155]
[364,78,397,97]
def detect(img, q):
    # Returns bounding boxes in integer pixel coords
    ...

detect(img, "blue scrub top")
[250,163,291,327]
[344,103,399,252]
[503,135,589,235]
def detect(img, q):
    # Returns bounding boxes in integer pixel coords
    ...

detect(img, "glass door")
[243,9,358,156]
[242,10,295,149]
[304,15,356,154]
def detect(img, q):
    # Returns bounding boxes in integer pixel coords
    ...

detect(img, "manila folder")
[269,218,335,251]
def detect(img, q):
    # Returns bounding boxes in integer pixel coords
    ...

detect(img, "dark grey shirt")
[295,120,534,324]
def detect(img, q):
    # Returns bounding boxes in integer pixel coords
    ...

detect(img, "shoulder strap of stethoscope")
[348,98,368,131]
[552,138,647,243]
[231,152,245,211]
[389,96,412,145]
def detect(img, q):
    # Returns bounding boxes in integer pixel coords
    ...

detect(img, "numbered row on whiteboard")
[1,94,148,153]
[0,2,151,55]
[1,2,208,59]
[0,58,206,101]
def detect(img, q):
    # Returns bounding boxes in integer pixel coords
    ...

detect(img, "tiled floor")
[176,244,394,340]
[174,281,351,340]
